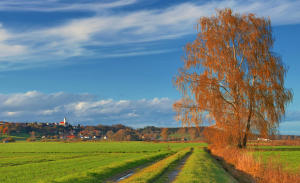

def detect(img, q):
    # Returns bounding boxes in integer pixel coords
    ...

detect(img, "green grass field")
[174,148,236,183]
[0,141,203,153]
[252,145,300,150]
[119,147,192,183]
[252,146,300,173]
[0,141,205,183]
[3,141,300,183]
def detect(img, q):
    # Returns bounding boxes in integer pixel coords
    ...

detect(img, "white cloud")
[0,91,175,127]
[0,0,137,12]
[6,111,21,116]
[0,91,299,131]
[0,24,27,59]
[0,0,299,70]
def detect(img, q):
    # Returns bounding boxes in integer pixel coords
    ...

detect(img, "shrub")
[2,137,15,142]
[26,137,36,142]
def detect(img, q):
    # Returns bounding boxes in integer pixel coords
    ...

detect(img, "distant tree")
[188,128,199,140]
[112,124,127,130]
[177,127,187,135]
[26,131,37,142]
[95,130,101,137]
[2,126,9,135]
[113,129,126,141]
[30,131,36,138]
[160,128,169,141]
[15,123,24,133]
[174,9,292,148]
[113,129,139,141]
[0,126,3,135]
[106,130,114,140]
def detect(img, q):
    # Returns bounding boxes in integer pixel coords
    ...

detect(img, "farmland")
[119,147,192,183]
[252,146,300,173]
[0,141,205,183]
[2,141,300,183]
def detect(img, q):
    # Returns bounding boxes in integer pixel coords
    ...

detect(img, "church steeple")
[59,117,67,126]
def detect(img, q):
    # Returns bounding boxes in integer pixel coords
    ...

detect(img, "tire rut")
[104,158,165,183]
[155,150,193,183]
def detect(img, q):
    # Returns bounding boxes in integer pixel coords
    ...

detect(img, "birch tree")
[174,9,292,148]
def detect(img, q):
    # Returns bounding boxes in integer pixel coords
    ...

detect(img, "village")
[1,118,299,143]
[0,118,207,142]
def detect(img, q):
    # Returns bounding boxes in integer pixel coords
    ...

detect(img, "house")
[83,135,90,139]
[67,135,76,139]
[257,138,271,142]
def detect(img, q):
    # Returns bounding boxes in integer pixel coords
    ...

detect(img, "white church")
[59,117,68,126]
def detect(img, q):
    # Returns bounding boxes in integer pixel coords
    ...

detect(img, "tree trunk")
[238,141,243,148]
[242,120,251,147]
[242,108,252,147]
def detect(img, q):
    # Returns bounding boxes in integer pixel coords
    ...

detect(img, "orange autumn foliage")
[174,9,292,148]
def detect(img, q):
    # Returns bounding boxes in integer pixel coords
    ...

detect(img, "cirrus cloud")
[0,0,299,70]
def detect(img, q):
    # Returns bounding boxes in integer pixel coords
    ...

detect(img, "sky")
[0,0,299,135]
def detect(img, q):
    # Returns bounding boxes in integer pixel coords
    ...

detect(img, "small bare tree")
[161,128,169,141]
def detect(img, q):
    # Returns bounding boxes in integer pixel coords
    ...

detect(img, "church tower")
[59,117,67,126]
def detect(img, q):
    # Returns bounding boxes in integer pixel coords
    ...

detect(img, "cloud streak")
[0,0,137,12]
[0,0,299,70]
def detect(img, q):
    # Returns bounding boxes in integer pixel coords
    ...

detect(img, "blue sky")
[0,0,299,135]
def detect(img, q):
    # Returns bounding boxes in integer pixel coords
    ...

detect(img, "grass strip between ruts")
[173,147,236,183]
[50,151,170,183]
[119,147,192,183]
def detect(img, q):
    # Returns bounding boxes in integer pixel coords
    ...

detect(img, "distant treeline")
[0,121,205,141]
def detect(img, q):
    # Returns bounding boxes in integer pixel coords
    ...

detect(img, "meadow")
[173,148,236,183]
[0,141,204,183]
[2,141,300,183]
[252,146,300,173]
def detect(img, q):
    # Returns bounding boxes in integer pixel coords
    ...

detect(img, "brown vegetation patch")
[208,146,300,183]
[206,148,255,183]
